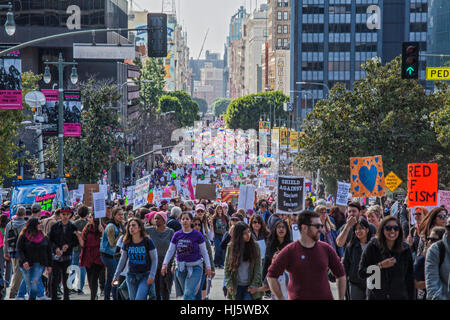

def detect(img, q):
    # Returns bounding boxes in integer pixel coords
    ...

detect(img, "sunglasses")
[427,237,439,243]
[252,221,261,224]
[231,218,239,222]
[384,225,400,232]
[307,223,324,229]
[437,214,448,220]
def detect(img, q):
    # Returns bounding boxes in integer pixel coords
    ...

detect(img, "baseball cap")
[195,204,206,212]
[31,203,42,213]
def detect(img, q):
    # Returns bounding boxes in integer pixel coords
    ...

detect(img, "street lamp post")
[43,53,78,178]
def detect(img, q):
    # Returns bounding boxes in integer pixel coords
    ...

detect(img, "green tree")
[166,91,200,127]
[212,98,231,116]
[158,95,182,124]
[0,72,41,183]
[224,91,289,130]
[296,56,449,194]
[40,79,127,184]
[193,97,208,115]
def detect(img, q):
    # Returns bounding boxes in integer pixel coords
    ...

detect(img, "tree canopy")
[193,97,208,115]
[212,98,231,116]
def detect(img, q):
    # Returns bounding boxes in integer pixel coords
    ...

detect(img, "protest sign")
[289,131,299,153]
[133,175,151,210]
[92,192,106,219]
[195,184,216,200]
[336,182,351,206]
[237,185,256,211]
[63,90,81,137]
[0,48,22,110]
[438,190,450,211]
[291,224,301,242]
[407,163,438,208]
[126,185,136,201]
[277,176,305,214]
[99,184,108,197]
[350,155,386,197]
[83,184,99,207]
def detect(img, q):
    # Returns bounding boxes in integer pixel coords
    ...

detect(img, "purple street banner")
[63,90,81,137]
[41,89,59,135]
[0,48,22,109]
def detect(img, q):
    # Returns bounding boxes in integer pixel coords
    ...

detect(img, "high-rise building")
[243,4,268,95]
[190,51,225,104]
[427,0,450,69]
[290,0,430,121]
[265,0,291,94]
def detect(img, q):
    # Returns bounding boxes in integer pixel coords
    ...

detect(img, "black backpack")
[6,225,19,252]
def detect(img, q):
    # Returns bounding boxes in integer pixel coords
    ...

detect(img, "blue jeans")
[71,252,86,291]
[236,285,253,300]
[126,272,155,300]
[100,255,118,300]
[20,263,45,300]
[213,234,225,267]
[176,265,203,300]
[195,273,207,300]
[17,275,45,298]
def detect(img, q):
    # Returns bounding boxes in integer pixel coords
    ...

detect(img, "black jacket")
[48,221,79,261]
[16,234,52,267]
[343,242,366,289]
[358,237,414,300]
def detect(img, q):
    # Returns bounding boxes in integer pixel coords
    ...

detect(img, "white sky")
[133,0,264,60]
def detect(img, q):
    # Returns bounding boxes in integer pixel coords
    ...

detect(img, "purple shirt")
[171,229,205,263]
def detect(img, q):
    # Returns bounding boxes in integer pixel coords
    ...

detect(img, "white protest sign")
[77,184,85,195]
[92,192,106,219]
[257,239,266,259]
[237,185,256,211]
[133,175,151,210]
[99,184,108,197]
[291,224,301,242]
[126,186,136,200]
[336,182,351,206]
[390,201,399,218]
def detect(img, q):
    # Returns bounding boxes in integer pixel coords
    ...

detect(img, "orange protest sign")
[407,163,438,208]
[350,155,386,197]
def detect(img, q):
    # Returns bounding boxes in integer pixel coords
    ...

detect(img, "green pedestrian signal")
[402,42,419,79]
[407,66,414,75]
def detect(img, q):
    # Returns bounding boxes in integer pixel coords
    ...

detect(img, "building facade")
[290,0,430,121]
[427,0,450,68]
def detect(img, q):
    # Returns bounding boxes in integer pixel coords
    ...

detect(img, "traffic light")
[147,13,167,58]
[402,42,419,79]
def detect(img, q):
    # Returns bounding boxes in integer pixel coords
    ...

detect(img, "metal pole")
[58,53,64,178]
[37,125,45,179]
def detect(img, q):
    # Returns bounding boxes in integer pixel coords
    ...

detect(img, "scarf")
[25,231,44,244]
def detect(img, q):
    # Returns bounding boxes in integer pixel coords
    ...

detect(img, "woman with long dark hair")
[113,217,158,300]
[212,205,229,268]
[16,218,52,300]
[161,212,212,300]
[79,213,104,300]
[343,219,373,300]
[358,216,414,300]
[416,207,448,257]
[224,222,263,300]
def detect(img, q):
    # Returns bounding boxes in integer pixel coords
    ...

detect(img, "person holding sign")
[224,222,263,300]
[267,210,346,300]
[113,218,158,300]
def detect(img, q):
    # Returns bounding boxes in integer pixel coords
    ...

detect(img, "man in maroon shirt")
[267,210,346,300]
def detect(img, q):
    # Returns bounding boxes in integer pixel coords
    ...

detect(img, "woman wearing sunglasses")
[417,207,449,258]
[358,216,414,300]
[413,226,445,300]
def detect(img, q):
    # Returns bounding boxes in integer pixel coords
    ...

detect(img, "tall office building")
[427,0,450,69]
[290,0,430,120]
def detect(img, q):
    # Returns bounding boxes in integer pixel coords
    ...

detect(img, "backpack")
[6,225,19,252]
[437,240,446,269]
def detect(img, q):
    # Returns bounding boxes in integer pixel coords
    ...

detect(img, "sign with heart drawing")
[350,155,386,197]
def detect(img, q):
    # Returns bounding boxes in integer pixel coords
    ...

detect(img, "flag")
[186,174,195,200]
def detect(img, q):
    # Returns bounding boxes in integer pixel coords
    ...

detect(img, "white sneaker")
[14,296,25,300]
[37,295,51,300]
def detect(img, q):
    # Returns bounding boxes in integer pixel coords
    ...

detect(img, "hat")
[155,211,168,223]
[231,213,244,221]
[195,204,206,212]
[145,211,158,223]
[247,209,254,216]
[31,203,42,212]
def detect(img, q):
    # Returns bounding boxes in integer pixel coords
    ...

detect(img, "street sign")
[385,171,402,192]
[426,67,450,81]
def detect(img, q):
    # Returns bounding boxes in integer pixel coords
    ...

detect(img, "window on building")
[283,11,289,20]
[355,43,378,52]
[328,24,351,33]
[277,38,282,47]
[329,5,351,14]
[278,25,282,34]
[328,43,351,51]
[302,24,324,33]
[277,12,282,20]
[302,5,324,14]
[328,61,351,71]
[410,2,427,13]
[283,25,289,34]
[301,43,324,52]
[283,38,289,48]
[410,22,427,32]
[302,61,324,71]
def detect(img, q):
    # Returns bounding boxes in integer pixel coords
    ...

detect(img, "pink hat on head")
[195,204,206,212]
[155,211,168,223]
[145,211,158,223]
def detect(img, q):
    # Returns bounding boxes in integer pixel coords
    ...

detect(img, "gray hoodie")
[425,233,450,300]
[3,217,27,255]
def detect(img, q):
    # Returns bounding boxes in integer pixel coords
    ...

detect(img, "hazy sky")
[134,0,263,59]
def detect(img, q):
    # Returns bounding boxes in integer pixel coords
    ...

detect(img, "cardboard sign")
[438,190,450,211]
[83,184,99,207]
[0,49,22,110]
[407,163,438,208]
[350,155,386,197]
[92,192,106,219]
[195,184,216,200]
[277,176,305,214]
[133,175,151,210]
[385,171,402,192]
[336,181,351,206]
[237,185,256,211]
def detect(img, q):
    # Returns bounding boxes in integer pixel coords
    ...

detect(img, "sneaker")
[77,289,84,295]
[14,296,26,300]
[36,295,51,300]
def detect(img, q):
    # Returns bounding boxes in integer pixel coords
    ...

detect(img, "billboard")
[41,89,59,136]
[0,48,22,109]
[63,90,81,137]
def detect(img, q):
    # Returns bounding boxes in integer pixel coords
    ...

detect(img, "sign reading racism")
[407,163,438,208]
[277,176,305,214]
